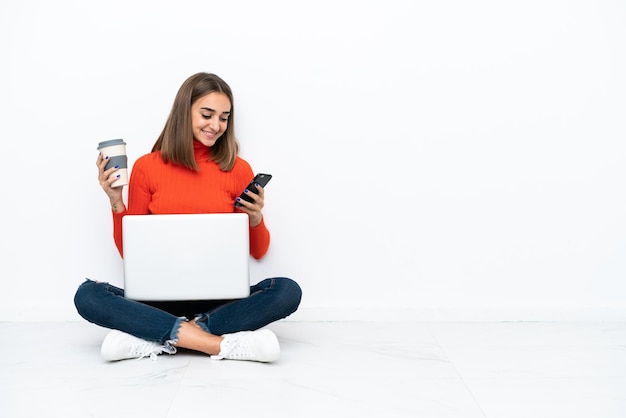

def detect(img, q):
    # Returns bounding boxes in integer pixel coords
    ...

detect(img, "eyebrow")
[200,107,231,114]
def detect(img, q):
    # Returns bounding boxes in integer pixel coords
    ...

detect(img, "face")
[191,92,231,147]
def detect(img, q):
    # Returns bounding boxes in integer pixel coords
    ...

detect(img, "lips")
[201,129,217,138]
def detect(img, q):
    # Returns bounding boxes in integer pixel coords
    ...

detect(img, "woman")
[74,72,302,363]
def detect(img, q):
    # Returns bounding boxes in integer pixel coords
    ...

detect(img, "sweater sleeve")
[112,209,125,258]
[235,159,271,259]
[112,155,152,258]
[233,157,270,260]
[249,216,270,260]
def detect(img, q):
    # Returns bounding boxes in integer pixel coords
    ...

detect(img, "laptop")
[122,213,251,301]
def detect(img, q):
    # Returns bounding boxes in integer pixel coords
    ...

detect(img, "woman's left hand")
[236,184,265,227]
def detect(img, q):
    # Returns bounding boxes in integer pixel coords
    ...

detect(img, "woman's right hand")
[97,153,124,211]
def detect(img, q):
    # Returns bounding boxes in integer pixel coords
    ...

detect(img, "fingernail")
[244,189,249,193]
[116,174,120,178]
[255,183,259,187]
[105,156,109,160]
[114,165,119,169]
[236,197,241,201]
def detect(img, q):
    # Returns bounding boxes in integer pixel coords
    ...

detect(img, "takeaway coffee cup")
[97,139,128,187]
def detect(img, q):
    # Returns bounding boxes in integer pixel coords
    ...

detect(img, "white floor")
[1,321,625,418]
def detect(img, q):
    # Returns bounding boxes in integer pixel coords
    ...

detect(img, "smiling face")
[190,92,232,147]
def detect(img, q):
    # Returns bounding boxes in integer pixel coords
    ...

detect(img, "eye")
[220,117,229,122]
[201,114,212,119]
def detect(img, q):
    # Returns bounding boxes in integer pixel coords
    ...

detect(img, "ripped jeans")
[74,277,302,350]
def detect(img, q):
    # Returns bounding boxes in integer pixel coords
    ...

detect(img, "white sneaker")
[100,330,170,361]
[213,329,280,362]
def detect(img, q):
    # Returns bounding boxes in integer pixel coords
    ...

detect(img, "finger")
[100,172,123,192]
[235,196,253,209]
[241,188,260,204]
[235,197,263,216]
[99,166,117,185]
[255,184,265,199]
[96,153,109,169]
[244,190,264,211]
[96,155,104,174]
[252,186,265,209]
[103,164,120,177]
[99,165,121,187]
[106,173,122,187]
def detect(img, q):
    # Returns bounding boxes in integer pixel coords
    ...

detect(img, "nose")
[209,117,220,131]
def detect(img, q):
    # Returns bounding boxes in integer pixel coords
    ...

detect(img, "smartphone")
[234,173,272,207]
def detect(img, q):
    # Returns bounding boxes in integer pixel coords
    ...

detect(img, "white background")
[1,0,625,321]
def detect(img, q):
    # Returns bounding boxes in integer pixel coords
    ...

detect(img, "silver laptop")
[122,213,251,301]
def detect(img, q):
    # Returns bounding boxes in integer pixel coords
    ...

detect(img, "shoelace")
[224,337,253,360]
[131,342,166,361]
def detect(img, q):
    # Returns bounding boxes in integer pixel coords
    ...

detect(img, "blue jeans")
[74,277,302,349]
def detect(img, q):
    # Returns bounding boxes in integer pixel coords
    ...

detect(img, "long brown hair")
[152,73,239,171]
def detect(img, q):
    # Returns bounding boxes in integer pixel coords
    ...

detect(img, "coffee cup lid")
[97,139,126,149]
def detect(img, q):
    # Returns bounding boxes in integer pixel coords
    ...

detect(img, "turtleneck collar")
[193,139,212,161]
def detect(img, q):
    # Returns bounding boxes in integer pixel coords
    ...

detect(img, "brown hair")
[152,72,239,171]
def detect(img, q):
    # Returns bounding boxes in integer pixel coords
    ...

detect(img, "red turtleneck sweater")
[112,140,270,259]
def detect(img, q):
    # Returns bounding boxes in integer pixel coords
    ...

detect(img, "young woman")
[74,72,302,363]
